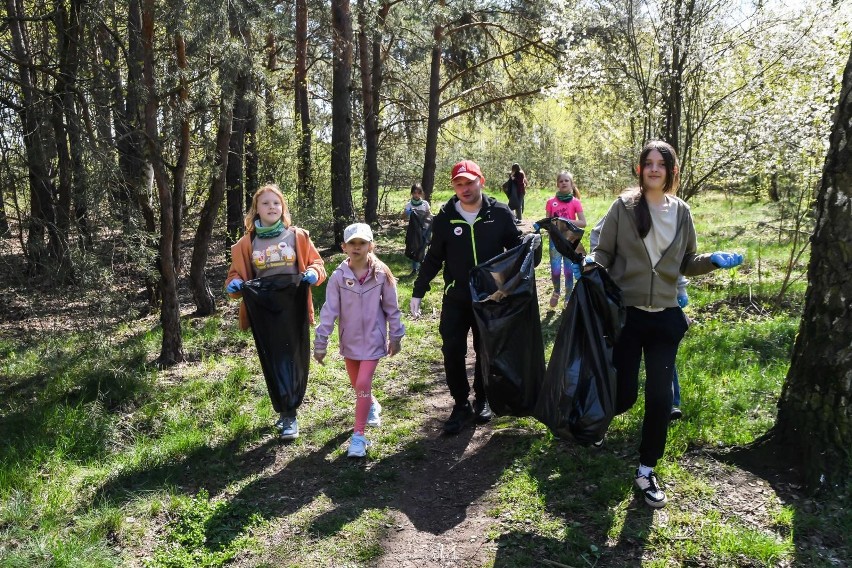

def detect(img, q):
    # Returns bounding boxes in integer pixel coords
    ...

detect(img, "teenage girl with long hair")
[591,141,743,508]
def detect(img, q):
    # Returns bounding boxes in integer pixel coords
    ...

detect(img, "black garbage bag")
[470,234,544,417]
[507,184,520,210]
[241,274,311,414]
[404,209,433,262]
[534,216,585,262]
[533,264,625,444]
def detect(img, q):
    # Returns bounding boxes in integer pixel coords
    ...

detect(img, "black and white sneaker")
[473,398,493,423]
[634,469,667,508]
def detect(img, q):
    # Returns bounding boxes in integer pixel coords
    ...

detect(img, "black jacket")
[413,194,528,302]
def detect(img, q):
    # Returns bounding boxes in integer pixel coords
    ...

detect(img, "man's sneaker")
[670,407,683,420]
[279,417,299,441]
[443,402,474,434]
[592,437,605,449]
[367,398,382,427]
[473,398,493,424]
[347,433,371,458]
[634,469,667,508]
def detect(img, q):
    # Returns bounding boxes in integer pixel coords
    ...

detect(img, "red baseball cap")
[451,160,484,182]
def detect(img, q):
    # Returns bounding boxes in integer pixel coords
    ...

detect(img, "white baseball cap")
[344,222,373,243]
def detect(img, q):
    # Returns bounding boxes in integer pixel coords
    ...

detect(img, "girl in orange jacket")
[225,184,326,439]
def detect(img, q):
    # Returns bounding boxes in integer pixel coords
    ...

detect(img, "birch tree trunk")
[768,44,852,491]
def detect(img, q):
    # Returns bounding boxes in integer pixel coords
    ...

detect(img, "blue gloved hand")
[226,278,243,293]
[677,293,689,308]
[302,270,319,285]
[710,251,743,269]
[571,263,582,279]
[532,222,541,234]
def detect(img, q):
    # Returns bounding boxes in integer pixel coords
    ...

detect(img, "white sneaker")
[634,469,667,508]
[347,434,371,458]
[367,397,382,427]
[279,417,299,441]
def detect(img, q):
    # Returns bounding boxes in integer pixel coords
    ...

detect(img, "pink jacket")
[314,259,405,360]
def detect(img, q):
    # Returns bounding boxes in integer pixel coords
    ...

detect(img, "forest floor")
[1,216,849,567]
[224,355,845,568]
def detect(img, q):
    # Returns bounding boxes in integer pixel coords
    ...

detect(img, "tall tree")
[111,0,156,233]
[141,0,184,365]
[226,70,250,247]
[765,43,852,490]
[5,0,61,273]
[421,2,444,199]
[50,0,87,271]
[418,1,561,197]
[191,1,249,314]
[330,0,355,243]
[190,66,237,315]
[357,0,397,224]
[294,0,315,206]
[590,0,822,200]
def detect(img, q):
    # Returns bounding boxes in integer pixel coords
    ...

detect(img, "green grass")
[1,192,848,567]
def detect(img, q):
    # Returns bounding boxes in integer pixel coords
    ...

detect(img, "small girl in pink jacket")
[313,223,405,458]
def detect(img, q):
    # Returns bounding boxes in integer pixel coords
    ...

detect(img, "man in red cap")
[410,159,534,434]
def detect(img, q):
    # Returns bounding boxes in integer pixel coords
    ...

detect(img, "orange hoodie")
[226,226,326,330]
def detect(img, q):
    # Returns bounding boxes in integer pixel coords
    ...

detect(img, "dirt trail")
[374,389,502,567]
[368,336,504,568]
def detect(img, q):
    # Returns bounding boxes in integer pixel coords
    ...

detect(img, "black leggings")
[613,307,689,467]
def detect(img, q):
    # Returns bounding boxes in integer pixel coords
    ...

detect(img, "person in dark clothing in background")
[410,159,536,434]
[509,163,527,223]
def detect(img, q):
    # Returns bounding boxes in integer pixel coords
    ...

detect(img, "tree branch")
[439,87,545,123]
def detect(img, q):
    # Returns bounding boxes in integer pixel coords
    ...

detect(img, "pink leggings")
[344,358,379,435]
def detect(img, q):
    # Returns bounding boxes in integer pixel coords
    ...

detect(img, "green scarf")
[556,193,574,202]
[254,218,285,238]
[410,198,423,206]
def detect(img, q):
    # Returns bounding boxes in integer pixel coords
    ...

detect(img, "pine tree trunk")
[142,0,183,366]
[245,98,258,209]
[226,72,249,249]
[357,0,379,224]
[191,66,236,316]
[295,0,314,207]
[331,0,355,244]
[421,15,443,201]
[114,0,156,233]
[5,0,60,274]
[770,45,852,491]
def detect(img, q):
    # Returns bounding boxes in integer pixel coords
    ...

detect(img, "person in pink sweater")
[313,223,405,458]
[544,171,587,307]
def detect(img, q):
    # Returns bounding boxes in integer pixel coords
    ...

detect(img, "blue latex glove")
[226,278,243,293]
[570,263,581,279]
[532,222,541,234]
[302,270,319,285]
[710,251,743,269]
[677,294,689,308]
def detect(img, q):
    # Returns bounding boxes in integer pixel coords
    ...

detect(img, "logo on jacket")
[454,227,463,236]
[345,279,355,287]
